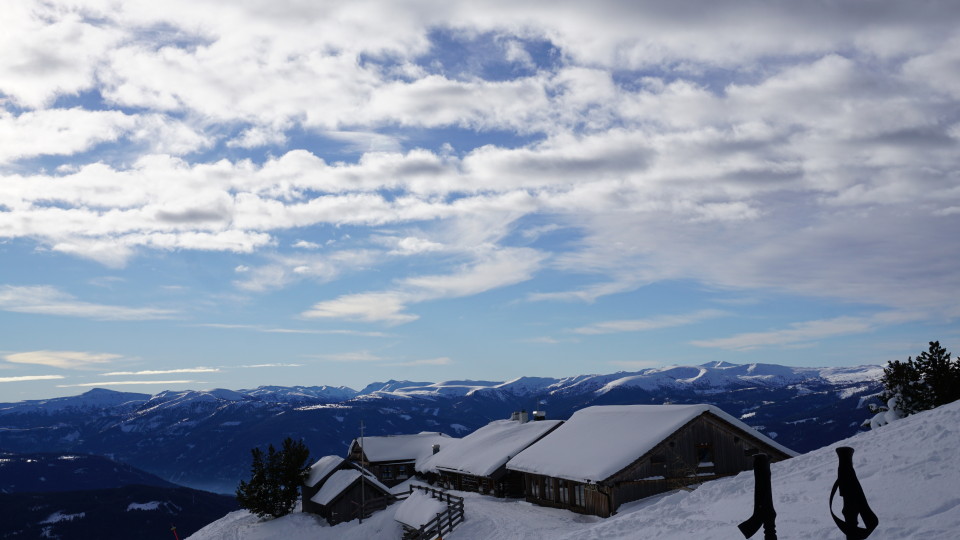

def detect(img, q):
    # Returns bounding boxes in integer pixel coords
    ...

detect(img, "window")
[573,484,585,507]
[531,478,541,498]
[544,478,554,501]
[381,466,394,480]
[696,443,714,466]
[651,453,667,475]
[559,479,569,504]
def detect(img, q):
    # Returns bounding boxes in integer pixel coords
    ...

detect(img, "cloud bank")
[1,0,958,351]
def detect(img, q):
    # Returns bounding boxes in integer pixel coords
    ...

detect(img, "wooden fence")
[397,485,465,540]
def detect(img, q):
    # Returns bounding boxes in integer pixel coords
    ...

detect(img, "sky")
[2,0,959,401]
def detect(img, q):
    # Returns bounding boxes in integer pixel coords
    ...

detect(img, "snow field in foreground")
[188,400,960,540]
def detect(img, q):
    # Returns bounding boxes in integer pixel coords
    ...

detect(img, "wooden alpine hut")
[347,431,453,487]
[418,414,562,498]
[506,404,796,517]
[302,455,394,524]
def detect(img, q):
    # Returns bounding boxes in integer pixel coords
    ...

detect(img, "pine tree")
[881,341,960,417]
[236,437,311,519]
[913,341,960,408]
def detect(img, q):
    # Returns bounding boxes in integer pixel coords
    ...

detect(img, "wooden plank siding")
[435,466,526,498]
[520,411,792,517]
[523,474,609,517]
[313,478,394,525]
[346,445,416,487]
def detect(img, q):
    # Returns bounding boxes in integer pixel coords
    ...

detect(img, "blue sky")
[2,1,959,400]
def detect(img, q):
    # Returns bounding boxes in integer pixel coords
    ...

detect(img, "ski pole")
[829,446,878,539]
[738,453,777,540]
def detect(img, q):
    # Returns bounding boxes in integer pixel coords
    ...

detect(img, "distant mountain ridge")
[0,361,884,493]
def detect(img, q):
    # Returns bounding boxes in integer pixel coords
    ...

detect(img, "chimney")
[432,444,440,455]
[519,409,529,423]
[533,410,546,421]
[510,411,520,421]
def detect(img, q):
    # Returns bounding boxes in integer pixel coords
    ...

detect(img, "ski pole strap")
[829,447,878,540]
[738,453,777,540]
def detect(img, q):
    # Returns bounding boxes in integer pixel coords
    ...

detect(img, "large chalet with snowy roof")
[347,431,453,487]
[418,412,562,498]
[506,404,796,517]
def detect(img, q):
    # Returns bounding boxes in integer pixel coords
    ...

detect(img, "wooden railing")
[397,485,465,540]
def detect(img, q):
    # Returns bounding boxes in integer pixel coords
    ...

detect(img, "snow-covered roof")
[309,469,391,506]
[507,404,796,484]
[306,455,347,488]
[352,432,454,463]
[393,491,448,529]
[419,419,562,478]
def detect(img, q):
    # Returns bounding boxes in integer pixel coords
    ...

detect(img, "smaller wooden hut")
[307,468,394,525]
[417,417,562,498]
[506,404,796,517]
[302,455,357,514]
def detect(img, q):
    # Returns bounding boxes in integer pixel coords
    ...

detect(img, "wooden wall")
[523,474,611,517]
[315,479,393,525]
[435,468,525,498]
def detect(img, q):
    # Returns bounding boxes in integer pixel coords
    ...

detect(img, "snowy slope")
[188,400,960,540]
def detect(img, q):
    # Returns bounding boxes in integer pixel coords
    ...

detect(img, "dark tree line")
[880,341,960,416]
[236,437,311,519]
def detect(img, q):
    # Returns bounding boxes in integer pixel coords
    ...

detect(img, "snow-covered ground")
[188,400,960,540]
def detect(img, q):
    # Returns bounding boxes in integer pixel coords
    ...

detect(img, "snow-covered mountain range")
[0,361,884,493]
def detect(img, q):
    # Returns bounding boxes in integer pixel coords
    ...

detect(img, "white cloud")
[0,285,176,320]
[57,380,199,387]
[391,236,444,254]
[383,357,452,367]
[0,375,65,383]
[401,248,545,298]
[690,316,877,351]
[101,368,219,376]
[292,240,321,250]
[0,4,124,108]
[501,39,535,69]
[0,0,957,326]
[302,291,419,325]
[227,126,288,149]
[521,336,581,345]
[573,310,728,335]
[236,363,302,368]
[233,250,379,292]
[302,247,545,324]
[195,323,391,338]
[0,109,137,164]
[4,350,123,369]
[307,351,385,363]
